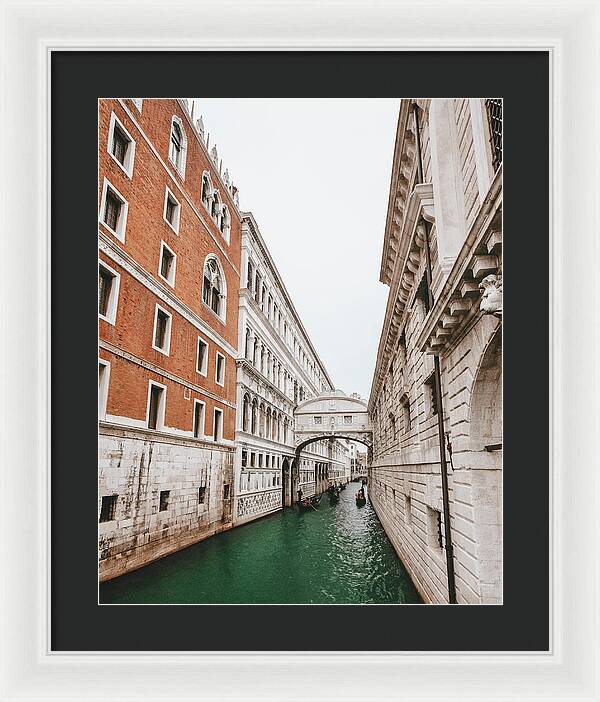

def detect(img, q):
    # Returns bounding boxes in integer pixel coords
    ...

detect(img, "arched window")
[169,117,187,176]
[201,172,212,208]
[242,394,251,432]
[259,402,266,437]
[220,205,231,243]
[266,408,272,438]
[252,337,259,366]
[245,328,252,360]
[211,191,221,221]
[251,399,258,435]
[202,256,226,319]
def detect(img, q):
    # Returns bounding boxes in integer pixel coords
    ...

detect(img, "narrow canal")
[100,484,422,604]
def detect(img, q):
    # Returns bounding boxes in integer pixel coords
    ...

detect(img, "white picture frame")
[1,0,598,700]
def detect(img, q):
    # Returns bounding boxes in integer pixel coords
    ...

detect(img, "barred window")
[99,495,117,523]
[485,98,502,171]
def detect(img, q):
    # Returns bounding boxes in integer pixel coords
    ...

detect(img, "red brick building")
[98,98,242,580]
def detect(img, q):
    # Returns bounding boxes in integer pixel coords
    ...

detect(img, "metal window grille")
[112,127,128,165]
[485,98,503,171]
[99,494,117,523]
[436,511,443,549]
[425,373,438,416]
[98,266,112,316]
[159,490,169,512]
[104,190,121,231]
[198,486,206,504]
[155,310,168,348]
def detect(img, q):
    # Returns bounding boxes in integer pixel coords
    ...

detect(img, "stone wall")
[99,425,234,582]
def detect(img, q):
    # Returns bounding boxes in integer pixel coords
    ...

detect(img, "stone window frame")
[107,110,136,179]
[99,176,129,243]
[98,259,120,326]
[151,303,173,356]
[196,336,209,376]
[192,398,205,439]
[158,240,177,288]
[163,185,181,235]
[168,115,187,178]
[215,351,225,387]
[213,407,224,442]
[146,379,167,431]
[98,358,110,420]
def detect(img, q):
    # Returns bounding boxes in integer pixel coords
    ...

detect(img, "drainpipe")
[412,102,457,604]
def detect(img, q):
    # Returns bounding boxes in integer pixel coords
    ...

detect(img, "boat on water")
[298,494,322,512]
[356,487,367,507]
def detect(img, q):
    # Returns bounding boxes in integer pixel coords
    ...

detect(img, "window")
[258,453,263,468]
[403,495,412,526]
[223,484,230,500]
[213,408,223,442]
[401,395,411,434]
[424,372,439,417]
[159,490,170,512]
[427,506,443,550]
[201,172,212,209]
[250,451,256,467]
[344,415,353,425]
[152,305,172,355]
[163,187,181,233]
[246,260,254,291]
[98,359,110,419]
[202,257,225,319]
[147,382,165,430]
[98,261,120,324]
[485,98,503,171]
[100,178,128,241]
[215,352,225,386]
[314,416,322,425]
[193,400,205,438]
[198,486,206,504]
[196,337,208,375]
[99,495,117,523]
[158,241,177,287]
[241,449,248,467]
[416,273,431,314]
[220,205,231,243]
[169,117,187,176]
[107,112,135,177]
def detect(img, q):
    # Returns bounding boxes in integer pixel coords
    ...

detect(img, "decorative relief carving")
[479,273,502,316]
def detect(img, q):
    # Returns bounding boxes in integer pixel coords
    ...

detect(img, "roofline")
[241,211,335,390]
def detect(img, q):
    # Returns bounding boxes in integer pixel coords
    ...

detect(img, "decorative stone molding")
[479,273,502,316]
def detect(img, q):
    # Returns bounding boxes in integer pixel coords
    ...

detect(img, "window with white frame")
[147,381,166,430]
[152,304,172,355]
[99,178,128,241]
[202,256,226,319]
[201,172,212,209]
[215,352,225,386]
[158,241,176,287]
[107,112,135,177]
[213,408,223,442]
[98,359,110,419]
[163,187,181,233]
[98,261,120,324]
[168,116,187,177]
[220,205,231,243]
[196,337,208,375]
[193,399,205,439]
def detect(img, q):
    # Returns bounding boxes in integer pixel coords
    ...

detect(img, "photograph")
[98,96,502,606]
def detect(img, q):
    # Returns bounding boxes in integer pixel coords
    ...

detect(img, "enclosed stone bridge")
[293,390,373,453]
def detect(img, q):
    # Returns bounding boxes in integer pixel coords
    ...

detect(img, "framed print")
[1,0,599,700]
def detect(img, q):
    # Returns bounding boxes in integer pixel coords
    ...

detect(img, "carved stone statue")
[479,274,502,316]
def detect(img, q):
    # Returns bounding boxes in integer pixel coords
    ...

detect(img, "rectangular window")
[250,452,256,467]
[98,261,120,324]
[424,372,439,417]
[98,360,110,419]
[107,112,135,177]
[163,187,181,234]
[241,449,248,467]
[158,241,177,287]
[215,352,225,386]
[402,396,411,433]
[213,408,223,442]
[485,98,503,171]
[198,486,206,504]
[194,337,209,376]
[193,400,205,438]
[152,305,172,355]
[344,415,353,425]
[159,490,170,512]
[265,455,270,468]
[147,382,165,430]
[427,506,443,550]
[223,484,230,500]
[416,274,431,314]
[314,416,322,425]
[258,453,263,468]
[100,179,128,241]
[99,495,117,523]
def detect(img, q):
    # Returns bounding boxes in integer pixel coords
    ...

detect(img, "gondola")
[329,489,340,503]
[356,488,367,507]
[298,494,321,512]
[339,483,346,491]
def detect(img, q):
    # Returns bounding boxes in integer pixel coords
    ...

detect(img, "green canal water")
[100,484,422,604]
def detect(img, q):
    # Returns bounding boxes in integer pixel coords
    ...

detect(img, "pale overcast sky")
[192,98,399,400]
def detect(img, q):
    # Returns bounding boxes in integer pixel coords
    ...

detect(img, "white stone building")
[369,98,502,604]
[234,213,349,524]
